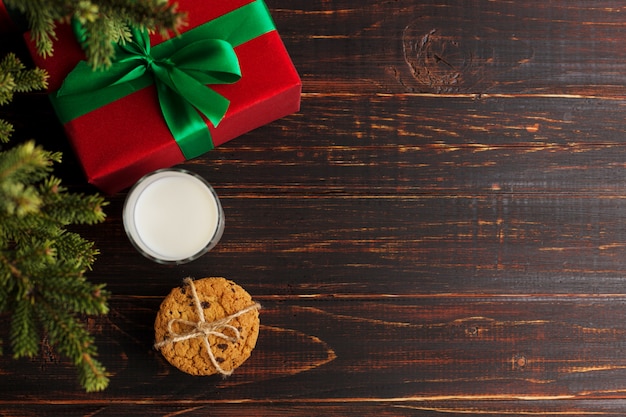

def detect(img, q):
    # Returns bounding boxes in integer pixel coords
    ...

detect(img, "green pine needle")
[0,119,14,144]
[0,53,109,392]
[0,71,16,106]
[5,0,186,69]
[10,299,39,358]
[78,352,110,393]
[36,299,110,391]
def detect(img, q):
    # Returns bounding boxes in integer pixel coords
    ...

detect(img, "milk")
[123,169,224,263]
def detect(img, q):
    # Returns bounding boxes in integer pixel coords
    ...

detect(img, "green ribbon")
[52,0,276,159]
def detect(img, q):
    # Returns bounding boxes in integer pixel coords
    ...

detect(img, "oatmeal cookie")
[154,277,260,376]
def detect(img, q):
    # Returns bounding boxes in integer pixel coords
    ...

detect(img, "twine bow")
[154,277,260,376]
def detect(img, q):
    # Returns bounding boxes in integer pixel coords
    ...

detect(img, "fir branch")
[0,141,59,184]
[78,351,109,392]
[0,70,16,106]
[0,53,49,94]
[0,278,9,313]
[74,1,99,25]
[78,18,119,69]
[98,0,185,37]
[36,298,109,392]
[5,0,186,69]
[0,213,110,391]
[12,68,49,93]
[38,267,109,316]
[0,67,109,390]
[0,142,53,216]
[4,0,63,58]
[0,54,48,144]
[47,231,99,271]
[39,177,107,226]
[10,298,39,358]
[14,237,58,272]
[0,207,47,246]
[0,119,14,144]
[0,181,43,217]
[0,52,25,73]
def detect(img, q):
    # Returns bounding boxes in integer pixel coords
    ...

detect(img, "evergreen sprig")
[4,0,186,69]
[0,141,110,392]
[0,54,48,146]
[0,53,110,392]
[0,53,48,110]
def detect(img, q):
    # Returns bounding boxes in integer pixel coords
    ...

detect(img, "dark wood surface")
[4,0,626,415]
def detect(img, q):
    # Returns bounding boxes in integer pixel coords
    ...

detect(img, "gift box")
[23,0,301,194]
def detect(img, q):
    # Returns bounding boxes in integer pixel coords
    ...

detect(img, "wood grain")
[4,297,626,414]
[3,0,626,415]
[271,0,626,96]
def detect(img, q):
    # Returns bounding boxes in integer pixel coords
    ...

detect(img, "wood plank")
[11,1,626,96]
[0,404,441,417]
[20,94,626,195]
[268,0,626,96]
[206,95,626,195]
[3,297,626,407]
[48,93,626,296]
[5,402,626,416]
[79,191,626,296]
[4,1,626,414]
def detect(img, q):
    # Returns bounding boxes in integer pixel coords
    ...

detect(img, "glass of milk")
[123,168,225,264]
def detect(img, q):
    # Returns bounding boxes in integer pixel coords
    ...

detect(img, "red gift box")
[24,0,301,194]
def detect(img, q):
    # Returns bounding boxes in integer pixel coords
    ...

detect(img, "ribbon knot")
[142,54,157,69]
[118,31,175,74]
[154,277,261,376]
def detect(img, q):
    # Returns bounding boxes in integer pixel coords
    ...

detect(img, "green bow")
[52,0,276,159]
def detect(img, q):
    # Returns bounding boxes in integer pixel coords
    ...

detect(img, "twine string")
[154,277,260,376]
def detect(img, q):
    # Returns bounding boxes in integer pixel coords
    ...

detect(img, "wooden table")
[3,0,626,415]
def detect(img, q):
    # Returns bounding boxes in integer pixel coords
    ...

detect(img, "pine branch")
[0,185,110,392]
[4,0,63,58]
[0,52,110,391]
[78,351,109,392]
[0,119,14,144]
[39,177,106,225]
[0,279,9,313]
[0,53,48,143]
[0,71,16,106]
[38,269,109,316]
[10,298,39,358]
[36,297,109,392]
[12,68,49,93]
[0,53,49,93]
[0,142,52,216]
[5,0,186,69]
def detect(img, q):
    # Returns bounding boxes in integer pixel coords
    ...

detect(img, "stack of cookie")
[154,277,260,376]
